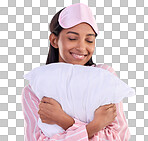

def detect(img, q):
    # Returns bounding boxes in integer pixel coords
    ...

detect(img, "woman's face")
[51,23,96,65]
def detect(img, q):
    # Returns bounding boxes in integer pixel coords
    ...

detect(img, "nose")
[76,39,87,51]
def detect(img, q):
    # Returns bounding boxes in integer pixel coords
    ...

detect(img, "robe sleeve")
[21,84,89,141]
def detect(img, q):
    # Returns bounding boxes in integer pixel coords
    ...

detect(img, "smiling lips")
[70,52,87,60]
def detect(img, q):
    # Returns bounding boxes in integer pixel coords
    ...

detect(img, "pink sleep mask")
[58,3,99,35]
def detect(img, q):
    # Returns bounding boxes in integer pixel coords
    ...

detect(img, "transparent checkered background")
[0,0,147,140]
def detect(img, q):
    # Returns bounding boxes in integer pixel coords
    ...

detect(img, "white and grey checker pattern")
[0,0,147,140]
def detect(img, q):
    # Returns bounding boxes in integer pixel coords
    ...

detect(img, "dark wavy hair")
[46,7,97,66]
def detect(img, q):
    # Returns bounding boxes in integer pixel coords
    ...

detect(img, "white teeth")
[71,53,85,59]
[74,54,83,57]
[71,53,84,56]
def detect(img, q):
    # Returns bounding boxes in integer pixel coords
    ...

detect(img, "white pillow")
[23,62,135,137]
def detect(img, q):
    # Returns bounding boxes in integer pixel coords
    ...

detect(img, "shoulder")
[92,64,117,77]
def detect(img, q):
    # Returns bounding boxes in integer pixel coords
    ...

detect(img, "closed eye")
[87,41,93,43]
[68,38,93,43]
[68,38,76,40]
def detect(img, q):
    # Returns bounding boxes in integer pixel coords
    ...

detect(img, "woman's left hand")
[38,97,64,125]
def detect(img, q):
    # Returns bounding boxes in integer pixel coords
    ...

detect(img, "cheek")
[59,39,71,49]
[58,45,70,59]
[88,46,95,54]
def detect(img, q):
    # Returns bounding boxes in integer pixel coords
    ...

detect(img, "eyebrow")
[66,31,96,37]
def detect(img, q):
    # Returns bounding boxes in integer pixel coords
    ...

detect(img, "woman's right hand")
[86,104,117,139]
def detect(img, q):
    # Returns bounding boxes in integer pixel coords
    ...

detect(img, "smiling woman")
[46,3,98,66]
[21,3,131,141]
[49,23,96,65]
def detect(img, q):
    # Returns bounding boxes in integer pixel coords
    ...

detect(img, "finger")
[39,102,45,109]
[105,104,115,109]
[38,111,44,117]
[41,97,57,105]
[107,106,116,113]
[38,109,49,119]
[39,102,43,109]
[104,103,114,107]
[41,97,51,103]
[113,104,116,111]
[113,112,117,121]
[40,114,48,120]
[38,110,41,115]
[113,106,117,114]
[49,98,60,105]
[114,111,117,117]
[39,102,51,111]
[43,97,62,107]
[99,103,112,108]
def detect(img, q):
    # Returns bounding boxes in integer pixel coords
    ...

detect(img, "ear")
[49,33,58,49]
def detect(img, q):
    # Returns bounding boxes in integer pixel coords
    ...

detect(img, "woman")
[22,3,130,141]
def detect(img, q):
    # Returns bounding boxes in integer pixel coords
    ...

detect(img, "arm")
[21,84,89,141]
[91,64,130,140]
